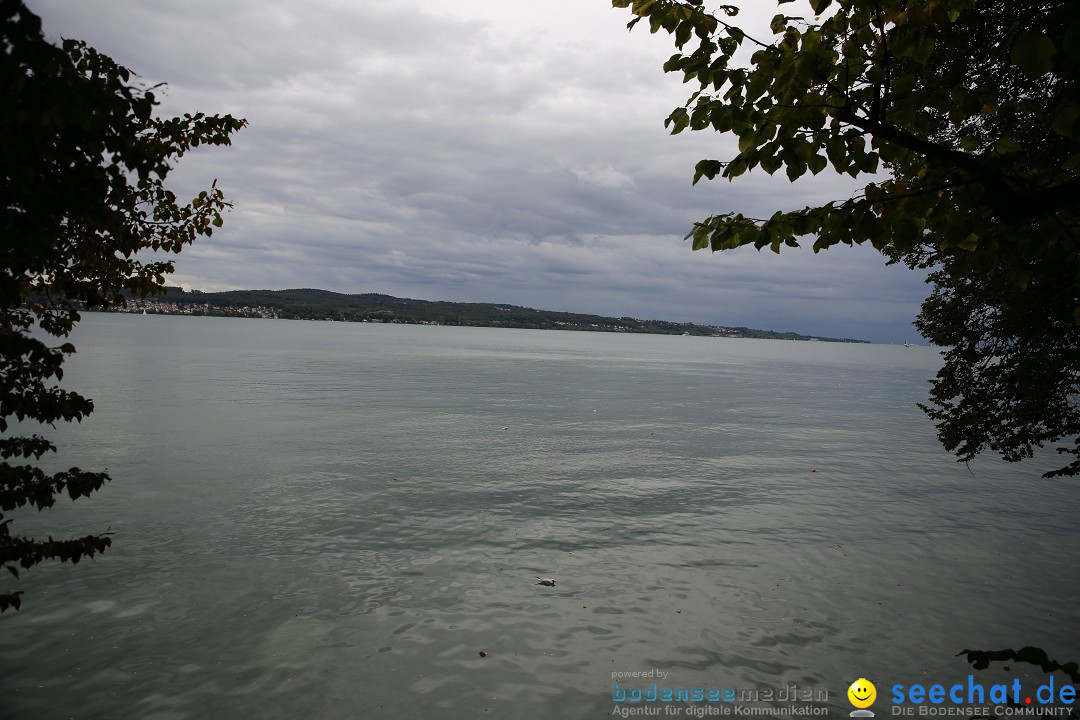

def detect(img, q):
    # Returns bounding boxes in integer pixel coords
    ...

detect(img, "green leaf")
[1011,31,1057,78]
[993,137,1023,155]
[693,159,726,184]
[745,70,770,102]
[675,21,692,49]
[825,135,847,170]
[725,154,749,178]
[1007,267,1030,288]
[738,130,756,153]
[667,107,690,134]
[690,225,710,250]
[785,158,807,182]
[912,37,936,65]
[1051,104,1080,138]
[760,150,783,175]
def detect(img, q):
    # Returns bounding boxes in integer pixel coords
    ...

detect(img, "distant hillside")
[102,287,869,343]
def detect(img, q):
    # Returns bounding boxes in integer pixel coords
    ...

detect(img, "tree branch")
[835,110,1079,223]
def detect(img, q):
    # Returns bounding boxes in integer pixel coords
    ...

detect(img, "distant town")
[126,298,280,320]
[100,287,870,343]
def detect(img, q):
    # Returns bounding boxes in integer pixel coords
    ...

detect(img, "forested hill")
[116,287,869,343]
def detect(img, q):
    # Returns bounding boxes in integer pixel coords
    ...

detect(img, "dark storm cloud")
[29,0,929,343]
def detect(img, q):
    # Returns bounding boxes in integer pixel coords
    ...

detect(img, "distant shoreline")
[92,287,871,344]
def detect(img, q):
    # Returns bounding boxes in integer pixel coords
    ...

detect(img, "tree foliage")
[615,0,1080,476]
[1,0,246,611]
[890,0,1080,477]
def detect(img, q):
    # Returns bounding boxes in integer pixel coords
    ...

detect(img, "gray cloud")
[31,0,928,343]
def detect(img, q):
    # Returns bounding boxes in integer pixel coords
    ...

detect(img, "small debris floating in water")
[479,651,487,657]
[535,577,556,587]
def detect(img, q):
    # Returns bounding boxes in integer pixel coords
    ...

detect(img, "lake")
[1,313,1078,719]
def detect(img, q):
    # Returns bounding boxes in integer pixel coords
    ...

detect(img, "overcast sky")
[31,0,930,343]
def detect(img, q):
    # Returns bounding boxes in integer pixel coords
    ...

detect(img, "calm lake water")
[2,313,1078,720]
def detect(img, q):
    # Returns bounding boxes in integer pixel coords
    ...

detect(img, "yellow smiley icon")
[848,678,877,708]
